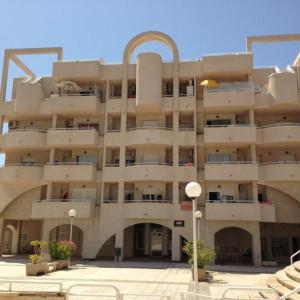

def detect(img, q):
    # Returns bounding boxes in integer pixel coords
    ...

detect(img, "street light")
[185,182,202,292]
[68,209,77,242]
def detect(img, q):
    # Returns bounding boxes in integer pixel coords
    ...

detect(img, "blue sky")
[0,0,299,82]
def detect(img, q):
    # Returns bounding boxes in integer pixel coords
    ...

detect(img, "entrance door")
[151,227,163,256]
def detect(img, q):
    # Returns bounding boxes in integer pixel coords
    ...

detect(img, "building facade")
[0,31,299,266]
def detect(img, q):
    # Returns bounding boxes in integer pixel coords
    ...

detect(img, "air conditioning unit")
[65,119,73,128]
[186,81,194,95]
[8,120,18,129]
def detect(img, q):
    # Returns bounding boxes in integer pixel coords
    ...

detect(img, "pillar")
[51,114,58,128]
[144,224,151,256]
[0,219,4,254]
[173,181,179,204]
[171,228,181,261]
[11,221,21,254]
[251,144,256,162]
[162,227,169,256]
[118,181,124,203]
[249,108,255,125]
[252,181,258,202]
[252,224,262,267]
[115,227,124,261]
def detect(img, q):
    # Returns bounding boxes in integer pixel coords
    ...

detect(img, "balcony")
[178,95,196,111]
[106,98,122,113]
[43,163,97,182]
[204,125,256,145]
[124,163,173,181]
[0,129,47,150]
[125,127,173,146]
[123,200,173,219]
[205,200,275,222]
[203,82,255,110]
[202,53,253,75]
[177,130,196,145]
[259,162,300,181]
[47,128,98,148]
[44,94,100,116]
[205,162,259,181]
[31,199,95,219]
[257,123,300,146]
[0,164,44,183]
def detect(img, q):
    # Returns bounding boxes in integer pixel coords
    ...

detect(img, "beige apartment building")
[0,31,299,266]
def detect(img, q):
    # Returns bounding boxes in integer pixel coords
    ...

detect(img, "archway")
[1,225,16,254]
[215,227,253,265]
[49,224,83,257]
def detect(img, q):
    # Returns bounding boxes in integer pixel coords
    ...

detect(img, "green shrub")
[48,240,76,260]
[183,240,216,269]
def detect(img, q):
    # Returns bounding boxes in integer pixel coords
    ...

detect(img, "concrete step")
[276,270,300,290]
[266,276,300,300]
[259,290,278,300]
[294,261,300,272]
[285,265,300,283]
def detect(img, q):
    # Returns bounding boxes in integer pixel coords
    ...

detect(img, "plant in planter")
[48,240,76,270]
[183,240,216,281]
[26,240,48,276]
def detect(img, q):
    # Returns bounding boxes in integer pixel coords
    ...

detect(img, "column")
[249,108,255,124]
[250,144,256,162]
[252,181,258,202]
[46,148,55,199]
[115,227,124,261]
[173,181,179,204]
[252,224,262,267]
[118,181,124,203]
[0,219,4,254]
[162,227,169,256]
[11,221,21,254]
[144,224,151,256]
[171,228,181,261]
[173,111,179,168]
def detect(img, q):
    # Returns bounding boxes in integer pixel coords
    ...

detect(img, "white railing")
[290,249,300,265]
[206,82,254,93]
[66,283,171,300]
[126,126,173,131]
[50,93,97,97]
[0,279,62,294]
[125,162,173,166]
[40,198,95,203]
[48,127,97,131]
[204,124,255,128]
[124,199,173,203]
[206,199,259,204]
[206,161,256,164]
[2,128,46,134]
[260,161,300,165]
[258,123,300,129]
[46,161,95,165]
[0,163,44,168]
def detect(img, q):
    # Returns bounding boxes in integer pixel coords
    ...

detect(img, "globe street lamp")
[68,209,77,242]
[185,182,202,292]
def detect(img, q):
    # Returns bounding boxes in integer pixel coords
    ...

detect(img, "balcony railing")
[206,82,254,93]
[1,163,44,167]
[39,198,95,203]
[103,199,118,203]
[179,124,194,131]
[206,199,259,204]
[47,161,95,166]
[204,124,255,128]
[179,162,195,166]
[125,162,173,166]
[3,128,46,134]
[126,126,173,131]
[206,160,256,164]
[105,163,120,167]
[48,127,98,131]
[258,122,300,129]
[124,199,172,203]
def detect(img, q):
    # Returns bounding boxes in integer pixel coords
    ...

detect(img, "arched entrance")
[215,227,253,265]
[49,224,83,257]
[1,225,15,254]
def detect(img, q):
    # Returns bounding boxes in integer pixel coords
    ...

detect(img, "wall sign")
[174,220,185,227]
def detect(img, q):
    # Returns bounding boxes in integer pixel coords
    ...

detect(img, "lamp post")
[68,209,77,242]
[185,182,202,293]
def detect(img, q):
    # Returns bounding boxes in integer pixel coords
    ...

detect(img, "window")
[209,192,220,201]
[271,237,289,257]
[208,153,231,162]
[73,188,96,201]
[207,119,231,126]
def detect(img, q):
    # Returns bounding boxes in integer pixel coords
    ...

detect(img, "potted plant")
[26,240,49,276]
[183,240,216,281]
[48,240,76,270]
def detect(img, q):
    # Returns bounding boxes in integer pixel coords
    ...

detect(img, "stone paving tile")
[0,258,276,299]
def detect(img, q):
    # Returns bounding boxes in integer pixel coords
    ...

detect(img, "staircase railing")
[290,249,300,265]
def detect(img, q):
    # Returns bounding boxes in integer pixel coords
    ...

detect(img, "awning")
[200,79,219,87]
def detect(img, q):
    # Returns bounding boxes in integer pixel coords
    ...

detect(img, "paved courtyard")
[0,257,280,299]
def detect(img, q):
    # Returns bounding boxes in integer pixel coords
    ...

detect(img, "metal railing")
[40,198,95,203]
[0,279,62,294]
[258,123,300,129]
[48,127,98,131]
[46,161,95,165]
[290,249,300,265]
[2,128,46,134]
[66,283,171,300]
[260,161,300,165]
[205,161,256,164]
[206,82,254,93]
[206,199,259,204]
[126,126,173,131]
[124,199,173,203]
[125,162,173,166]
[0,163,44,168]
[204,124,255,128]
